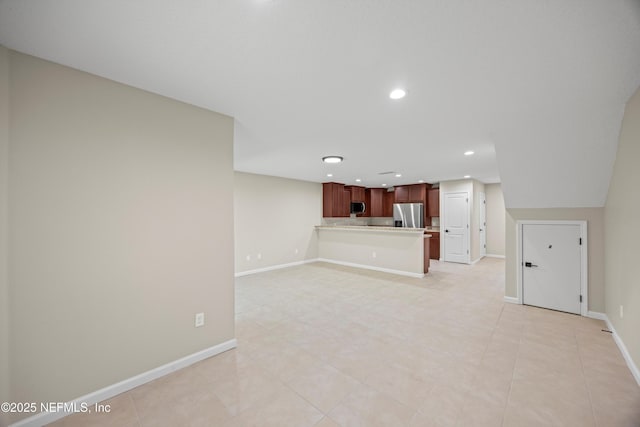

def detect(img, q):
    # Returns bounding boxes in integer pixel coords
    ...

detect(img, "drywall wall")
[317,228,424,276]
[0,45,10,427]
[234,172,321,273]
[7,51,235,421]
[485,184,505,256]
[605,85,640,373]
[505,208,605,312]
[471,180,485,262]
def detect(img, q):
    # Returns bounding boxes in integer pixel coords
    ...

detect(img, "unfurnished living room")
[1,1,639,427]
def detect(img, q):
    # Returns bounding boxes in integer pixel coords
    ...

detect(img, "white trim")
[235,259,319,277]
[470,257,483,265]
[316,258,425,279]
[10,339,237,427]
[503,296,520,304]
[603,316,640,386]
[586,311,608,321]
[517,220,588,316]
[485,254,505,259]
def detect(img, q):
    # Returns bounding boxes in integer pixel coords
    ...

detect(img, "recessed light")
[355,179,362,182]
[322,156,343,163]
[418,180,424,183]
[464,151,474,156]
[381,184,387,187]
[464,175,471,178]
[395,174,402,178]
[327,173,333,177]
[389,89,406,100]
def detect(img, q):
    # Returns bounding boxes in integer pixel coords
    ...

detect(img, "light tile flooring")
[49,258,640,426]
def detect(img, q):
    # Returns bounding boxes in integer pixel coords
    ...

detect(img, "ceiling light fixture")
[395,173,402,178]
[355,179,361,182]
[418,180,424,183]
[464,151,474,156]
[322,156,343,163]
[327,173,333,177]
[381,184,387,187]
[464,175,471,178]
[389,89,406,100]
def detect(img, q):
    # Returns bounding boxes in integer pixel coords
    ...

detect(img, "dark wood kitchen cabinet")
[383,190,394,217]
[428,189,440,217]
[408,184,427,203]
[345,185,366,202]
[394,185,409,203]
[429,231,440,260]
[365,188,385,217]
[323,182,350,217]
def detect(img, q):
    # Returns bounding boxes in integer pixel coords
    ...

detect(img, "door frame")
[479,192,486,257]
[442,191,470,264]
[516,220,588,316]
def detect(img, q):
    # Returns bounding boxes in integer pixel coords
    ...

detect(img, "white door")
[443,192,469,263]
[479,192,486,257]
[522,223,582,314]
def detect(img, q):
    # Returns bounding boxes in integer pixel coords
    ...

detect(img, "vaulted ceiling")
[1,0,639,207]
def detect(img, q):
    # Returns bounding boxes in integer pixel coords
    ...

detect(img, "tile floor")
[49,258,640,426]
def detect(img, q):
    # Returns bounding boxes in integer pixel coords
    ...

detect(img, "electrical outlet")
[195,312,205,327]
[620,305,624,318]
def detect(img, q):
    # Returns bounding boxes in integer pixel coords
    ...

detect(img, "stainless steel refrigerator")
[393,203,424,228]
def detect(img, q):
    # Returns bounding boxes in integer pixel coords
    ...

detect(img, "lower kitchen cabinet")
[429,231,440,260]
[424,235,431,273]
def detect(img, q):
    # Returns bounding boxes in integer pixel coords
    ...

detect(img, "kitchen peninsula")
[316,225,431,278]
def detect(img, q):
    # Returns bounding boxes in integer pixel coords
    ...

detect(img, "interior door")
[522,224,582,314]
[443,192,469,263]
[479,192,486,256]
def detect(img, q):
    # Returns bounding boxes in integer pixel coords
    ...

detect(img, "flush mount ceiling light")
[464,151,475,156]
[389,89,406,100]
[322,156,343,163]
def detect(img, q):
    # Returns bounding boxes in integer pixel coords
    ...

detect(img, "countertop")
[316,225,429,236]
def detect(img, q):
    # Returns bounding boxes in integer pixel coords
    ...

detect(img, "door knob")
[524,262,538,268]
[445,229,449,232]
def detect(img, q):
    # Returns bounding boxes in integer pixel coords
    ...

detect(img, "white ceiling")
[1,0,639,207]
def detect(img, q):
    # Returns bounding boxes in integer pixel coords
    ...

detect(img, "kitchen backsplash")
[431,217,440,227]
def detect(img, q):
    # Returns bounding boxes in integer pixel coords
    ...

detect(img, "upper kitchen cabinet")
[323,182,350,217]
[383,190,395,217]
[428,188,440,217]
[408,184,427,203]
[345,185,366,203]
[394,185,410,203]
[365,188,386,217]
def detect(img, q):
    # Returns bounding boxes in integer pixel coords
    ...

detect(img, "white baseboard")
[470,257,482,265]
[602,316,640,387]
[10,339,237,427]
[485,254,506,259]
[316,258,425,279]
[503,296,520,304]
[586,311,608,321]
[235,259,318,277]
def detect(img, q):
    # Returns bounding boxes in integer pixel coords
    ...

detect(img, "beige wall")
[0,46,9,427]
[317,229,424,276]
[485,184,506,256]
[505,208,605,312]
[234,172,321,273]
[605,85,640,371]
[6,51,235,420]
